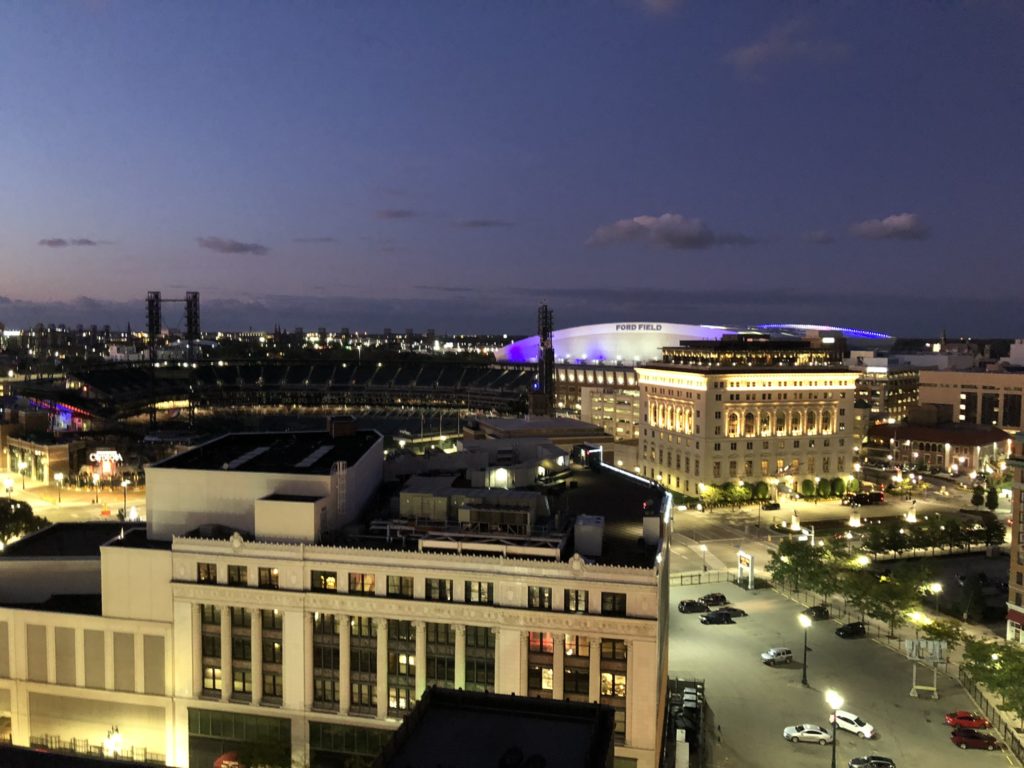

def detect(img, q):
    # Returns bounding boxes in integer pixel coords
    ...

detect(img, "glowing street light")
[121,479,131,518]
[53,472,64,504]
[17,461,27,490]
[798,613,812,686]
[927,582,943,612]
[825,689,844,768]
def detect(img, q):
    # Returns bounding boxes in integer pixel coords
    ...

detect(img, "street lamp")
[18,461,27,490]
[53,472,64,504]
[825,689,844,768]
[798,613,812,686]
[92,473,100,504]
[120,479,131,518]
[927,582,942,612]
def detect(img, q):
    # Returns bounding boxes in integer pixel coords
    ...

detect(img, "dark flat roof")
[868,422,1012,446]
[152,429,380,474]
[375,688,615,768]
[2,522,146,558]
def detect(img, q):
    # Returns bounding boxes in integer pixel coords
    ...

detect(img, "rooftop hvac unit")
[574,514,604,557]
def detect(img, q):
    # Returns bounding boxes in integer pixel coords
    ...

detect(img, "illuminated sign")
[615,323,663,332]
[90,450,123,463]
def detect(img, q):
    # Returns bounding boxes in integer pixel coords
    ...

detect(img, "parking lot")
[668,582,1014,768]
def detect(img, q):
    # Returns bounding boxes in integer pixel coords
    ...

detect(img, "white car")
[834,710,875,739]
[783,724,833,744]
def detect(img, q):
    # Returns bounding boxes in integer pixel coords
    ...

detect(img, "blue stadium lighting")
[756,323,892,340]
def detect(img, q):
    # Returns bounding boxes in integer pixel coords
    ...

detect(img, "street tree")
[831,477,846,497]
[985,486,999,512]
[921,619,965,654]
[981,514,1007,547]
[840,569,878,621]
[800,478,816,498]
[971,485,985,508]
[817,477,831,498]
[0,499,50,547]
[868,562,929,637]
[963,638,1024,726]
[752,481,769,501]
[923,515,945,555]
[766,538,820,592]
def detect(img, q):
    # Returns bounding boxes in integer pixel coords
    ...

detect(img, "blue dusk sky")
[0,0,1022,335]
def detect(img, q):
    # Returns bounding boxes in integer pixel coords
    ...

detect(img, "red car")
[950,727,998,750]
[945,711,990,729]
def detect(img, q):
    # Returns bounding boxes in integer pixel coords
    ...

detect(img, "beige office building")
[636,340,860,495]
[918,370,1024,433]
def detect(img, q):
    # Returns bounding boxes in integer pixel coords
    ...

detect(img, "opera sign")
[90,449,123,478]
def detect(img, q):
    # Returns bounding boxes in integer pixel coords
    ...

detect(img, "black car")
[678,600,706,613]
[701,592,728,606]
[848,757,896,768]
[836,621,866,638]
[803,605,830,621]
[699,611,734,625]
[709,606,748,618]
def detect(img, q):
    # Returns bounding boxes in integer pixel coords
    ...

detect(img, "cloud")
[850,213,928,241]
[196,236,269,255]
[587,213,755,250]
[802,230,835,245]
[375,209,417,220]
[726,19,849,79]
[453,219,515,229]
[38,238,98,247]
[292,237,336,243]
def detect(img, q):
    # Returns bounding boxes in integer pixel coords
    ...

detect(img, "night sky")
[1,0,1021,336]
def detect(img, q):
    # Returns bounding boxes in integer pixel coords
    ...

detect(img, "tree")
[766,538,820,592]
[869,563,928,637]
[971,485,985,508]
[847,477,861,493]
[752,481,769,501]
[986,486,1000,512]
[800,478,816,498]
[981,514,1007,547]
[882,520,908,556]
[921,619,965,654]
[831,477,846,497]
[963,638,1024,726]
[0,499,50,547]
[923,515,945,555]
[861,524,888,556]
[840,569,878,621]
[817,477,831,498]
[944,519,965,551]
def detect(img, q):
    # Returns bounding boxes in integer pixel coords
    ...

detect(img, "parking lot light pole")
[54,472,64,504]
[798,613,812,686]
[825,689,844,768]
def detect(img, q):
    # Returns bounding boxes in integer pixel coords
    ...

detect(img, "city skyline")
[1,1,1022,335]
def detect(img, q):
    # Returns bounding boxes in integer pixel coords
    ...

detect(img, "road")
[2,476,147,527]
[668,581,1014,768]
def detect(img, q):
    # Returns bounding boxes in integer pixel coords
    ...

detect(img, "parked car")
[783,724,832,744]
[678,599,706,613]
[950,727,998,750]
[760,647,793,666]
[944,711,990,729]
[701,592,728,606]
[833,710,875,739]
[836,621,866,638]
[803,605,831,621]
[848,757,895,768]
[700,611,734,625]
[709,606,747,618]
[762,501,781,511]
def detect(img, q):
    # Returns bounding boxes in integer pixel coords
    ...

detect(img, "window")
[201,634,221,659]
[261,609,282,631]
[388,686,413,711]
[601,592,626,616]
[231,636,251,661]
[564,589,588,613]
[227,565,247,586]
[426,578,453,602]
[564,667,589,695]
[230,607,251,628]
[712,461,721,479]
[564,635,590,657]
[529,585,553,610]
[202,665,222,692]
[197,563,217,584]
[528,664,554,692]
[232,669,252,695]
[312,571,337,592]
[263,638,282,664]
[348,573,376,595]
[465,581,493,605]
[351,617,376,639]
[387,575,414,599]
[200,604,221,626]
[258,567,279,589]
[351,682,376,708]
[601,671,627,698]
[528,632,554,653]
[601,639,627,661]
[263,672,282,698]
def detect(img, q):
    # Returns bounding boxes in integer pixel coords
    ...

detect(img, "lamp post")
[825,689,844,768]
[121,479,131,518]
[928,582,942,612]
[700,543,708,572]
[92,473,100,504]
[53,472,64,504]
[799,613,812,686]
[18,460,27,490]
